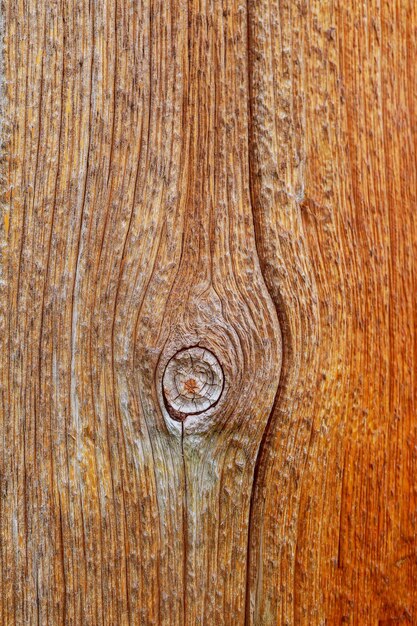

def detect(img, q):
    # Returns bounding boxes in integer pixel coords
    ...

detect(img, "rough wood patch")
[0,0,416,624]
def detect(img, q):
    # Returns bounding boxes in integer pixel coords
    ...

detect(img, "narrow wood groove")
[180,421,188,624]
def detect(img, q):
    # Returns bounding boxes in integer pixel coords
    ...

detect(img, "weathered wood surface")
[0,0,416,624]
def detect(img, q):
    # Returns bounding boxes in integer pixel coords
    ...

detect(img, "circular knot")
[162,347,224,420]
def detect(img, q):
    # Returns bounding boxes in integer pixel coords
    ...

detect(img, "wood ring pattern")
[162,347,224,419]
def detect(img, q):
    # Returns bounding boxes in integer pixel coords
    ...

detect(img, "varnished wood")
[0,0,416,624]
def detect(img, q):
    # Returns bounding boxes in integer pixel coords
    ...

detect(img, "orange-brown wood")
[0,0,416,624]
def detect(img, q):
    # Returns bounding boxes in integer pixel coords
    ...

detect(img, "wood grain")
[0,0,416,625]
[247,0,417,624]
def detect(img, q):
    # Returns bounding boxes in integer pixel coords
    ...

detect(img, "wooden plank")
[1,0,416,624]
[247,0,417,623]
[0,1,281,624]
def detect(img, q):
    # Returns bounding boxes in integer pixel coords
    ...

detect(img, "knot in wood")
[162,347,224,420]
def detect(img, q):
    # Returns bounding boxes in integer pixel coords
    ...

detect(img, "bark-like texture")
[0,0,415,624]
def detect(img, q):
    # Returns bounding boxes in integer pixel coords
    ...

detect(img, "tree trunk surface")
[1,0,416,624]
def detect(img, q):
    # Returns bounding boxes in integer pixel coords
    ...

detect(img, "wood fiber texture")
[0,0,416,625]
